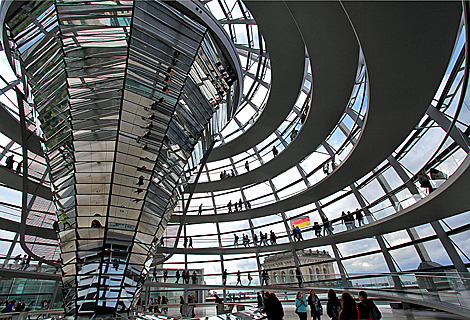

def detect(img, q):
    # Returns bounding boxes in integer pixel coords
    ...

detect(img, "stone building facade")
[262,249,335,286]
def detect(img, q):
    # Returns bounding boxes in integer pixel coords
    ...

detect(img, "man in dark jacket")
[358,291,381,320]
[265,292,284,320]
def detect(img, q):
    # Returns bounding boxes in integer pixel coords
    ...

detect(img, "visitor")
[245,161,249,172]
[347,211,355,228]
[185,269,190,284]
[292,226,299,241]
[247,272,253,285]
[162,296,168,314]
[342,211,353,230]
[188,294,195,317]
[265,292,284,320]
[327,289,341,320]
[3,299,15,313]
[37,256,44,272]
[257,292,263,308]
[322,216,333,236]
[295,267,303,288]
[355,208,364,227]
[270,231,277,245]
[358,291,381,320]
[15,299,25,312]
[179,296,185,316]
[236,270,242,285]
[163,269,168,282]
[192,270,197,284]
[296,226,304,240]
[313,222,322,238]
[227,200,232,213]
[234,234,239,247]
[239,198,243,210]
[234,201,238,212]
[307,289,322,320]
[245,200,251,209]
[243,234,250,247]
[16,161,22,174]
[188,236,193,248]
[323,162,330,175]
[182,270,187,283]
[13,254,21,269]
[261,232,269,246]
[19,255,27,270]
[339,292,368,320]
[272,145,278,157]
[291,129,298,141]
[214,293,223,304]
[261,269,269,286]
[175,270,180,283]
[222,269,227,285]
[418,169,434,193]
[183,236,187,248]
[295,292,308,320]
[5,155,14,170]
[198,204,202,215]
[253,233,258,246]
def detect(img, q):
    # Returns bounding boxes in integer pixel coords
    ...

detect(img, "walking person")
[236,270,242,285]
[163,269,168,282]
[295,267,303,288]
[253,233,258,246]
[296,226,304,240]
[245,161,249,172]
[188,236,193,248]
[313,222,322,238]
[307,289,322,320]
[326,289,341,320]
[292,226,299,241]
[182,270,187,284]
[192,270,197,284]
[270,231,277,245]
[295,292,308,320]
[247,272,253,285]
[234,234,239,247]
[175,270,180,283]
[222,269,227,285]
[227,200,232,213]
[265,292,284,320]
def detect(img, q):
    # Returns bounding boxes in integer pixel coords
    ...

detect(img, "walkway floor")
[154,304,470,320]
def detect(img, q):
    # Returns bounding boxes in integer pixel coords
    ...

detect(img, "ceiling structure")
[1,0,470,319]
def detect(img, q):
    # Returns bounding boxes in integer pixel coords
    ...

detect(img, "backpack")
[370,305,382,320]
[330,304,341,319]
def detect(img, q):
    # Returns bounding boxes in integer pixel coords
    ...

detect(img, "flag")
[290,216,310,228]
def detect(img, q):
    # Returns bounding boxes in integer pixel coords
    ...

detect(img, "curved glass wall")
[153,10,470,314]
